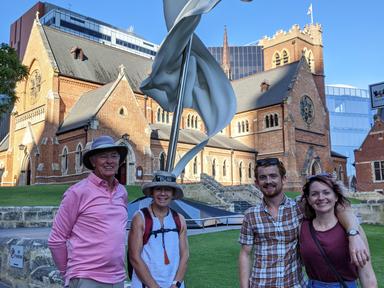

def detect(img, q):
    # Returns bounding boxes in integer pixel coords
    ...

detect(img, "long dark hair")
[302,174,350,219]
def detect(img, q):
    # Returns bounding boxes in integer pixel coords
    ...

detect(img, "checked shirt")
[239,196,306,287]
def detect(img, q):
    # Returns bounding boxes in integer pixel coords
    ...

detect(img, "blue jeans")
[307,279,357,288]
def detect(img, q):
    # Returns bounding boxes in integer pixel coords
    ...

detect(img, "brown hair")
[254,158,286,179]
[302,174,350,219]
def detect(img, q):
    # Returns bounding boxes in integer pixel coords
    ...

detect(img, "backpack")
[127,207,182,279]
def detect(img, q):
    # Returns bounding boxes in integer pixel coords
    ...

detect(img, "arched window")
[193,157,198,175]
[269,115,274,127]
[166,112,169,123]
[241,121,245,133]
[161,110,165,123]
[212,159,216,178]
[239,161,243,183]
[273,52,281,67]
[157,108,161,122]
[75,144,83,172]
[238,122,241,133]
[223,160,227,177]
[61,147,68,174]
[245,120,249,132]
[282,50,289,64]
[248,163,252,178]
[274,114,279,126]
[338,165,343,181]
[265,116,269,128]
[187,115,191,128]
[194,116,198,128]
[159,152,166,171]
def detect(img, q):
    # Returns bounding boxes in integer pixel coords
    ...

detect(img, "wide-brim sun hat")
[83,135,128,170]
[142,171,184,200]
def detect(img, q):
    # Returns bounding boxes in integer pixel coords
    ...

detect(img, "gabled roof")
[232,60,301,113]
[57,81,115,134]
[151,123,255,153]
[42,25,152,92]
[331,150,347,159]
[0,133,9,152]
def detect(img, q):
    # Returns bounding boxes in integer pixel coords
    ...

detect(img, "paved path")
[0,225,241,240]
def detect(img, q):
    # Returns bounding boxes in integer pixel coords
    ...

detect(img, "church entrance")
[115,140,136,185]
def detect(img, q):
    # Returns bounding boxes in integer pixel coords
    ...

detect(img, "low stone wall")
[0,207,58,229]
[0,238,63,288]
[353,201,384,225]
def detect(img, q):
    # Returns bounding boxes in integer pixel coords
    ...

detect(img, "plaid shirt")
[239,196,306,288]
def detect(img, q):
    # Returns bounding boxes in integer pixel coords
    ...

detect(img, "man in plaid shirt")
[239,158,369,288]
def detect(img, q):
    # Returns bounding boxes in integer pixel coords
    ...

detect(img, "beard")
[261,183,283,198]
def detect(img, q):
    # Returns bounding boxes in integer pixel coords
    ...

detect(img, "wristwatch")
[172,280,182,287]
[347,229,360,236]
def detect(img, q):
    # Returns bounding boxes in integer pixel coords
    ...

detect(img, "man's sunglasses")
[256,158,280,166]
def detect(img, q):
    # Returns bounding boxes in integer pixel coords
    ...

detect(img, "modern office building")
[10,2,159,60]
[326,84,375,178]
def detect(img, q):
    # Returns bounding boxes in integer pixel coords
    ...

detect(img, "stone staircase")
[182,173,262,213]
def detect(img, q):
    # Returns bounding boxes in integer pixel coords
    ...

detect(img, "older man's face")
[90,150,120,181]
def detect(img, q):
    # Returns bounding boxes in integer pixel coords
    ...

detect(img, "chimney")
[70,46,85,61]
[260,80,270,92]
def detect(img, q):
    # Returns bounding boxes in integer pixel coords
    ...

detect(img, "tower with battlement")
[259,23,325,103]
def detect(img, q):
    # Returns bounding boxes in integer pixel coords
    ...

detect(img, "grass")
[0,184,143,206]
[185,225,384,287]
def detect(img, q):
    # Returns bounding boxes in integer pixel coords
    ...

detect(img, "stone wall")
[0,207,58,229]
[0,238,63,288]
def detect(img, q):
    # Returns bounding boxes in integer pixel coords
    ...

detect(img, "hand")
[349,234,369,267]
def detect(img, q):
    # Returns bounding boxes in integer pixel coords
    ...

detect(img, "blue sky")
[1,0,383,89]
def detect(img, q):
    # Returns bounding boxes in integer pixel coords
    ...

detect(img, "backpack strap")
[170,208,182,234]
[141,207,153,245]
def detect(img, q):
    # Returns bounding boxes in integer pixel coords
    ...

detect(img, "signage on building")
[9,245,24,268]
[369,81,384,109]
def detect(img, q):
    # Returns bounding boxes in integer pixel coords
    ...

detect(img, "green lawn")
[0,184,143,206]
[185,225,383,287]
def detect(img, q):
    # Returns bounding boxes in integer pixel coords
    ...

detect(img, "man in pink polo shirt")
[48,135,128,288]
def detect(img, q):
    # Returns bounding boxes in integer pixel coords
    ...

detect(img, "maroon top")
[300,220,358,282]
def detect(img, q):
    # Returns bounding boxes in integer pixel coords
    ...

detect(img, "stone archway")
[309,160,321,176]
[116,140,136,185]
[19,154,31,186]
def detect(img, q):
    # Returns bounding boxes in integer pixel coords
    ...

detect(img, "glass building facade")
[40,5,159,59]
[326,85,375,177]
[208,45,264,80]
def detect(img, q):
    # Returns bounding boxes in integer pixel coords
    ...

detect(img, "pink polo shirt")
[48,173,128,285]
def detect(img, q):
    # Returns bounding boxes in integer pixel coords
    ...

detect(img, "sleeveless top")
[130,209,185,288]
[299,220,358,282]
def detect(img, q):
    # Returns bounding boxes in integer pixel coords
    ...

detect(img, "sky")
[1,0,383,90]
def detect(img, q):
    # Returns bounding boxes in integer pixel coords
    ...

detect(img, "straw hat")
[82,135,128,170]
[142,171,184,200]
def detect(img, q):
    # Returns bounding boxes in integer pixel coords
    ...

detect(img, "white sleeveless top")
[131,209,185,288]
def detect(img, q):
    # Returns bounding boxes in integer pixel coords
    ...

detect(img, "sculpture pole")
[166,36,193,172]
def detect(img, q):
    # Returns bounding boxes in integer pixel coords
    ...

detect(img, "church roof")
[0,133,9,152]
[57,81,115,134]
[150,123,255,153]
[331,150,347,159]
[42,25,152,92]
[232,61,301,113]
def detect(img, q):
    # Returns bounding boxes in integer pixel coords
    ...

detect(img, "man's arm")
[48,188,79,276]
[357,227,377,288]
[239,244,252,288]
[336,205,369,267]
[128,214,160,288]
[171,214,189,288]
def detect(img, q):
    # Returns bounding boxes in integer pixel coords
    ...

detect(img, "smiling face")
[307,181,338,215]
[152,186,174,208]
[255,165,286,199]
[90,149,120,182]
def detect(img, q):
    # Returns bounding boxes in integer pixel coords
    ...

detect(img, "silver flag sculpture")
[141,0,249,177]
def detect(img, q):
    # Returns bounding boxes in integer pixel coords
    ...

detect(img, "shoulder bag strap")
[309,221,348,288]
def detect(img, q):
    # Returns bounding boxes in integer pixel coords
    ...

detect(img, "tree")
[0,43,28,113]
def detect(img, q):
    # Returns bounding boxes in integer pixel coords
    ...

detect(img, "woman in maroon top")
[299,174,377,288]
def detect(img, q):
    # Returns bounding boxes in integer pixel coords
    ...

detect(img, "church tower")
[222,26,231,80]
[259,24,325,103]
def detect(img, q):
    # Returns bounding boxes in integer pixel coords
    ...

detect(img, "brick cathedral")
[0,15,347,191]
